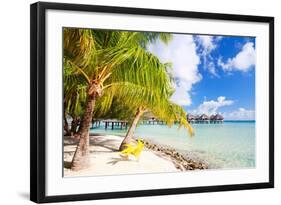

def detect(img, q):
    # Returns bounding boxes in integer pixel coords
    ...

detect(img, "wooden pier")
[103,120,128,130]
[142,119,166,125]
[91,119,128,130]
[91,119,101,128]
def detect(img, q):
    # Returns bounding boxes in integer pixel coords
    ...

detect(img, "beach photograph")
[63,28,256,177]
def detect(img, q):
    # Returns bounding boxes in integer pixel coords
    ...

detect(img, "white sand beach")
[64,135,179,177]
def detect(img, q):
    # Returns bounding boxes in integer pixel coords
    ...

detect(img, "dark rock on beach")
[142,140,208,171]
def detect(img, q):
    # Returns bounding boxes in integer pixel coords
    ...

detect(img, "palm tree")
[93,66,194,151]
[118,92,194,151]
[64,28,175,170]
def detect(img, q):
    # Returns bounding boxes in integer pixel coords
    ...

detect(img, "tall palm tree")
[116,87,194,150]
[64,28,175,170]
[93,68,194,151]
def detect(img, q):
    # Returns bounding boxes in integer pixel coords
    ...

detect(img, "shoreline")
[141,139,208,171]
[64,134,207,177]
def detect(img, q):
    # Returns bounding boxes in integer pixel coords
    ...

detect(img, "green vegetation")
[63,28,193,171]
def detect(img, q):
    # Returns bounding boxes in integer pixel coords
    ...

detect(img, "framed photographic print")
[30,1,274,203]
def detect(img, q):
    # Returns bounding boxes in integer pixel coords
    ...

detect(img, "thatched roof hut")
[214,114,224,120]
[199,114,209,120]
[209,115,215,120]
[187,114,196,120]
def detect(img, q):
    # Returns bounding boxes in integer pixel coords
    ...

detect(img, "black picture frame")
[30,1,274,203]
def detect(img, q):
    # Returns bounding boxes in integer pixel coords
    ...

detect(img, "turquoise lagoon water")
[90,121,255,169]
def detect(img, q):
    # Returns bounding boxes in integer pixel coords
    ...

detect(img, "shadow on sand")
[107,156,131,165]
[64,135,125,169]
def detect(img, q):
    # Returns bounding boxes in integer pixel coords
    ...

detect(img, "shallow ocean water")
[90,121,255,169]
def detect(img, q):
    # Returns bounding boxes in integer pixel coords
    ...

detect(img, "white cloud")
[196,35,217,55]
[217,42,256,72]
[189,97,255,120]
[195,35,223,76]
[207,61,217,76]
[148,34,201,106]
[223,108,255,120]
[190,96,233,115]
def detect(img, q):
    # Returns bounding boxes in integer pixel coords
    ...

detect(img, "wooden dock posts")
[91,118,168,130]
[91,119,101,129]
[142,119,166,125]
[91,119,129,130]
[89,114,224,131]
[104,120,128,130]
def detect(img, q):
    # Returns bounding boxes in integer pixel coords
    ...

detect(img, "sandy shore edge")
[64,134,208,177]
[141,139,208,171]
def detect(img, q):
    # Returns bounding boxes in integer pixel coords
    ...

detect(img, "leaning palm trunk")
[70,94,96,170]
[119,107,145,151]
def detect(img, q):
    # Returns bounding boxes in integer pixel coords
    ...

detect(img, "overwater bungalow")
[211,114,224,123]
[187,114,224,123]
[141,113,166,125]
[142,117,165,125]
[187,114,196,123]
[199,114,209,122]
[210,114,216,120]
[195,115,200,121]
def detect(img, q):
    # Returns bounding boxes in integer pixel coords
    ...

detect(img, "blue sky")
[148,34,256,120]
